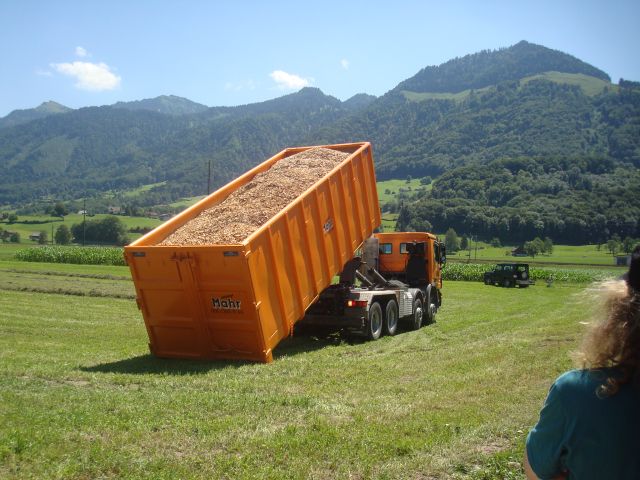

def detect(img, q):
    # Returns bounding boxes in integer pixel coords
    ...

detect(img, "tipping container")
[124,142,381,362]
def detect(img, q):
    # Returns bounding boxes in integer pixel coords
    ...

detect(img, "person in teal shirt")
[525,245,640,480]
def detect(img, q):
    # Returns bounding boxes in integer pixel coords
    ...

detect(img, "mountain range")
[1,40,638,243]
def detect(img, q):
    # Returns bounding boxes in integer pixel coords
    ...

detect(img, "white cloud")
[269,70,310,90]
[340,59,349,70]
[75,46,89,57]
[51,61,121,91]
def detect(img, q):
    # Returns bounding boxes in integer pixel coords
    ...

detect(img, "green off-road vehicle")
[483,263,535,288]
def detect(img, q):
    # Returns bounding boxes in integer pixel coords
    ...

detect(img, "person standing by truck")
[524,245,640,479]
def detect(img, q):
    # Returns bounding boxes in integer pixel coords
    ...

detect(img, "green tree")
[543,237,554,254]
[524,241,539,258]
[405,175,412,184]
[606,237,621,256]
[524,237,545,258]
[10,231,20,243]
[460,236,469,251]
[55,224,72,245]
[445,228,460,252]
[71,216,130,245]
[38,230,48,245]
[622,237,636,254]
[52,202,68,217]
[490,237,501,247]
[8,213,18,223]
[395,204,411,231]
[420,176,432,186]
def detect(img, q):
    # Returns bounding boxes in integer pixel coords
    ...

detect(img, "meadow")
[448,243,622,267]
[0,213,162,244]
[0,252,611,479]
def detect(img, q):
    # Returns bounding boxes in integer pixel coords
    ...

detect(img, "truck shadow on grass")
[80,327,359,375]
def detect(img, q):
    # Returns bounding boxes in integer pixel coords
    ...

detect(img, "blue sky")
[1,0,639,116]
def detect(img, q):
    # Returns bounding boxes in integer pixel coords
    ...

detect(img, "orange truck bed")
[124,142,381,362]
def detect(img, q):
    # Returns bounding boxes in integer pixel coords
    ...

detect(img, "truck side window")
[380,243,392,254]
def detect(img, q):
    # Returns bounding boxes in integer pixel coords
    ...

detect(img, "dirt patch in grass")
[160,147,348,245]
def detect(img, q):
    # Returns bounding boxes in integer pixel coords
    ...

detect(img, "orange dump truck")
[125,142,380,363]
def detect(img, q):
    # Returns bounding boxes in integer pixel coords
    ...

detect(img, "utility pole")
[83,198,86,246]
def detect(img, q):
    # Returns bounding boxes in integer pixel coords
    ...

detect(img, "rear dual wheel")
[383,300,399,336]
[368,300,399,340]
[367,302,383,340]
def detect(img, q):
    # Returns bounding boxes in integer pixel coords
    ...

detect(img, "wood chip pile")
[160,147,349,245]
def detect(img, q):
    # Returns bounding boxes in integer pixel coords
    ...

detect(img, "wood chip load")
[160,147,349,245]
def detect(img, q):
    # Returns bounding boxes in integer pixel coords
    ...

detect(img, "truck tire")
[503,278,512,288]
[366,302,383,340]
[484,277,491,285]
[383,300,399,336]
[409,298,423,330]
[425,293,437,325]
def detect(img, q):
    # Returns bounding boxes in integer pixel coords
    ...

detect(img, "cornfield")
[15,246,126,266]
[442,262,618,284]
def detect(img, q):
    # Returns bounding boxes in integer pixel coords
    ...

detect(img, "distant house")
[511,246,526,257]
[616,255,631,267]
[159,213,173,221]
[29,232,41,241]
[77,210,87,215]
[107,206,122,215]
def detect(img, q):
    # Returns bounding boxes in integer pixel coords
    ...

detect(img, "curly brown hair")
[576,279,640,396]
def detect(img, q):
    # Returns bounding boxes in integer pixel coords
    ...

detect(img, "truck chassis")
[303,274,441,339]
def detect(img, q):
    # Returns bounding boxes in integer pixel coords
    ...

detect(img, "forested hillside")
[0,101,71,129]
[1,41,638,242]
[396,155,640,244]
[395,40,610,94]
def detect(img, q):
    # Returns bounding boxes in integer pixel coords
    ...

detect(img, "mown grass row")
[442,262,618,284]
[14,245,126,266]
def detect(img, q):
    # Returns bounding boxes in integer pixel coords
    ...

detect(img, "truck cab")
[373,232,445,290]
[304,232,445,340]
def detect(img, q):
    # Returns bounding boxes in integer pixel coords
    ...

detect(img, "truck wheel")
[503,279,511,288]
[425,294,437,325]
[383,300,399,336]
[484,277,491,285]
[367,302,383,340]
[409,298,423,330]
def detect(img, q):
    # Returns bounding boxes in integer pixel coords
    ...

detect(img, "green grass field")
[0,214,162,245]
[1,255,596,479]
[520,72,614,97]
[402,72,614,103]
[450,243,623,267]
[376,178,428,206]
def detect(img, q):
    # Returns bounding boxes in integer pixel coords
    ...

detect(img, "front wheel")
[367,302,383,340]
[503,278,512,288]
[384,300,399,336]
[409,298,423,330]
